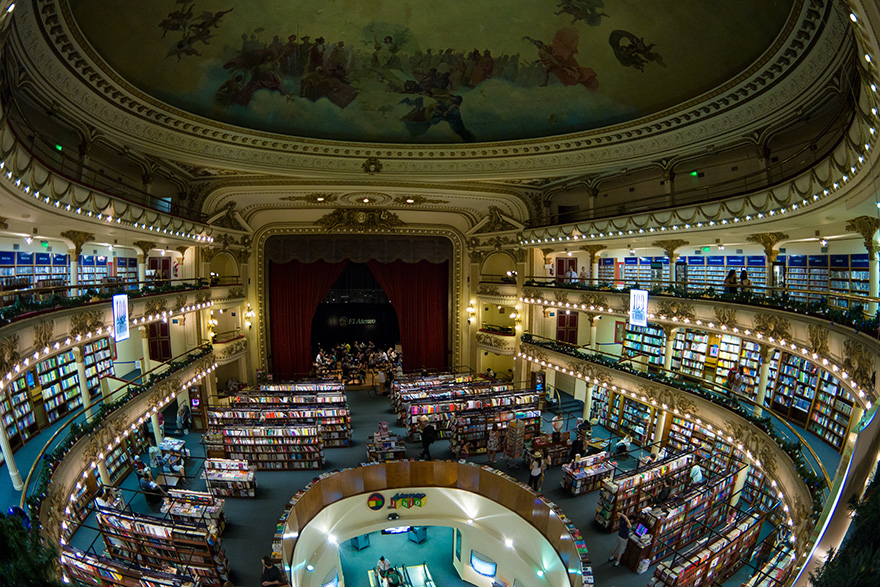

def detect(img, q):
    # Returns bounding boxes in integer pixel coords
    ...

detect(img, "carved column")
[73,347,93,421]
[584,383,595,421]
[746,232,788,292]
[205,368,218,405]
[662,325,678,372]
[580,245,607,286]
[730,465,751,507]
[846,216,880,315]
[61,231,94,297]
[0,420,22,490]
[150,412,164,444]
[654,409,668,451]
[96,459,111,486]
[652,240,689,285]
[754,343,774,417]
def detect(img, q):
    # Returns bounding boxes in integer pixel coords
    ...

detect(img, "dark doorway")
[311,263,401,351]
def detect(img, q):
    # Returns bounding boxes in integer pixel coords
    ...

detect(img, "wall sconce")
[466,300,477,325]
[245,304,256,330]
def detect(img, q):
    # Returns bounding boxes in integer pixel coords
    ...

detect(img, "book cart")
[561,451,614,495]
[366,421,406,462]
[649,511,763,587]
[161,489,226,532]
[203,458,257,497]
[95,509,231,587]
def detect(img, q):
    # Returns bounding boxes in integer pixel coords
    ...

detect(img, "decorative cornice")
[60,230,95,258]
[843,339,873,390]
[657,299,696,321]
[69,310,104,337]
[315,209,406,232]
[144,298,168,316]
[807,324,829,357]
[33,320,54,350]
[753,313,792,341]
[714,307,738,329]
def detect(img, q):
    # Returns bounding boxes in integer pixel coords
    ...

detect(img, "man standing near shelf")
[261,555,287,587]
[418,416,437,460]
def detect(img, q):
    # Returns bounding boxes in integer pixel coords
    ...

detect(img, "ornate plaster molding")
[60,230,95,258]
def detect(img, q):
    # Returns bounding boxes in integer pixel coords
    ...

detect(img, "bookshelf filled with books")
[62,545,195,587]
[203,425,324,470]
[770,353,819,426]
[622,324,666,368]
[595,453,695,532]
[650,512,763,587]
[561,451,614,495]
[96,509,230,587]
[807,371,853,450]
[671,330,709,379]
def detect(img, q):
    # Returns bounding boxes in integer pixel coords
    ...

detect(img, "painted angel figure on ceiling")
[523,28,598,91]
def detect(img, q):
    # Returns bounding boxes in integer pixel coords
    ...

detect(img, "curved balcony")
[279,460,588,587]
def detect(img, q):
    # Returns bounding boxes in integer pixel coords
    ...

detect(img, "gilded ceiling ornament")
[0,334,21,373]
[475,333,513,350]
[0,216,7,230]
[227,287,245,299]
[315,209,405,232]
[468,249,486,264]
[144,299,168,316]
[474,206,520,234]
[60,230,96,257]
[523,289,540,301]
[658,300,695,321]
[843,339,873,390]
[132,240,156,257]
[577,292,608,308]
[69,310,104,337]
[280,193,339,204]
[553,291,569,303]
[487,236,516,251]
[807,324,829,356]
[746,232,788,257]
[391,195,448,205]
[200,247,216,263]
[714,307,738,329]
[845,216,880,254]
[362,157,382,174]
[33,320,54,350]
[175,294,188,310]
[175,246,189,259]
[650,239,689,259]
[215,233,235,250]
[753,313,791,341]
[476,284,500,297]
[195,290,212,304]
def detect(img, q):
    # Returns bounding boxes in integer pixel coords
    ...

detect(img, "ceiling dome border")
[254,224,466,370]
[13,0,845,177]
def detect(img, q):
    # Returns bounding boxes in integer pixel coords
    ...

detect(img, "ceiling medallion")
[363,157,382,175]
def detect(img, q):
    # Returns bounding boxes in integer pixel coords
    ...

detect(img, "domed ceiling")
[70,0,794,144]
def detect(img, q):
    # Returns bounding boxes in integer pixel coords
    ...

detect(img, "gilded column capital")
[60,230,95,258]
[650,239,689,260]
[132,241,156,256]
[845,216,880,254]
[746,232,788,261]
[579,244,607,264]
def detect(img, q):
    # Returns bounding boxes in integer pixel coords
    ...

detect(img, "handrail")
[521,334,832,490]
[19,343,212,509]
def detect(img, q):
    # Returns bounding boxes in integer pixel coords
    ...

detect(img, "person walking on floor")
[418,416,437,460]
[486,429,500,464]
[609,513,632,567]
[528,450,544,491]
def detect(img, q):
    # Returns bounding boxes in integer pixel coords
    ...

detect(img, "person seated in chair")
[614,435,632,456]
[158,453,186,480]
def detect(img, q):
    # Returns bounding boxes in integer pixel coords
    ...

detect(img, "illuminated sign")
[629,289,648,328]
[470,551,497,577]
[112,294,129,342]
[338,317,378,327]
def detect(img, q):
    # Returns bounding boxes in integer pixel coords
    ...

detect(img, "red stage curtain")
[269,259,349,378]
[367,260,448,371]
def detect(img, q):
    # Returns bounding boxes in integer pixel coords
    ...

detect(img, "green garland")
[523,280,880,338]
[23,346,213,521]
[0,279,210,326]
[522,334,827,518]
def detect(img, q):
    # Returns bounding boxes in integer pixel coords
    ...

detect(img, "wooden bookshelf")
[96,509,230,587]
[625,472,736,569]
[203,426,323,470]
[62,545,196,587]
[203,458,257,497]
[595,453,695,531]
[161,490,226,530]
[650,512,763,587]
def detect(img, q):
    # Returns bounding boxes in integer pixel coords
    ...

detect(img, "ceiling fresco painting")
[70,0,795,144]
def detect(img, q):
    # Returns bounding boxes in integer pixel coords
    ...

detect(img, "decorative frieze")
[753,313,792,341]
[714,307,738,329]
[808,324,829,357]
[69,310,104,337]
[0,334,20,373]
[657,299,696,321]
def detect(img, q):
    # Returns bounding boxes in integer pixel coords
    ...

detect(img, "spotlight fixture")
[24,236,32,244]
[820,238,828,246]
